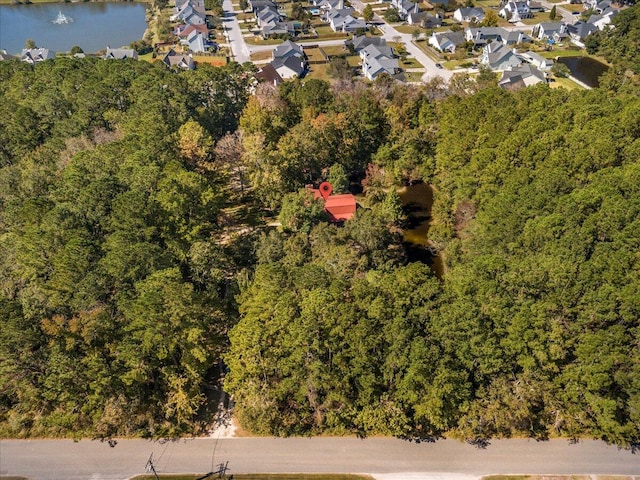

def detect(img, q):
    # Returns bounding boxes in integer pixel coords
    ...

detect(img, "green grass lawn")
[347,55,362,67]
[315,25,349,40]
[305,47,329,63]
[321,45,349,56]
[404,71,424,82]
[538,50,588,59]
[244,36,284,45]
[400,57,424,69]
[250,50,274,61]
[305,62,333,81]
[562,3,585,12]
[236,12,254,21]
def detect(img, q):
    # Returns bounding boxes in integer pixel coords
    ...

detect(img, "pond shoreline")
[0,1,150,54]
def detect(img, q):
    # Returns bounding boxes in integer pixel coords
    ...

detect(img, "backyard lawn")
[244,36,284,45]
[304,47,329,63]
[305,63,333,81]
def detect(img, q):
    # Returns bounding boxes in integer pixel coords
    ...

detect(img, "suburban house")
[162,49,196,70]
[499,1,532,22]
[272,56,306,78]
[326,7,366,32]
[466,27,532,47]
[587,9,618,30]
[256,6,282,28]
[345,35,388,53]
[583,0,614,13]
[255,63,284,86]
[171,1,206,26]
[171,0,212,54]
[310,182,357,223]
[20,48,55,63]
[255,5,301,38]
[103,47,138,60]
[390,0,419,20]
[565,20,598,46]
[272,40,304,61]
[262,40,307,79]
[249,0,277,12]
[175,23,209,40]
[185,30,207,52]
[267,21,303,38]
[407,12,442,28]
[520,50,554,70]
[532,22,566,40]
[453,7,486,23]
[502,29,532,45]
[315,0,343,10]
[480,40,521,70]
[360,43,398,80]
[429,30,466,53]
[0,50,17,61]
[498,64,546,90]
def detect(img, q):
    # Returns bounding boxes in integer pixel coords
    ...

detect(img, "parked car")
[435,63,443,69]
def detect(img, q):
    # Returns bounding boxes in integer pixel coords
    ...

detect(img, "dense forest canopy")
[1,10,640,447]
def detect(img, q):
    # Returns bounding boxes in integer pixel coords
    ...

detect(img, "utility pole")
[145,453,160,480]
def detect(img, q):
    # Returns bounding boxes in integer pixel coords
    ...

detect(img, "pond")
[0,2,149,55]
[398,182,444,279]
[557,56,609,88]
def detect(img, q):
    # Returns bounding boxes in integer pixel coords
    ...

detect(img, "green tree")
[278,189,327,233]
[549,5,557,20]
[384,7,401,22]
[326,163,349,193]
[363,4,374,22]
[551,62,570,78]
[480,9,499,27]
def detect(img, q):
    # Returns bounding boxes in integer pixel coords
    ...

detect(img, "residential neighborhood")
[1,0,628,90]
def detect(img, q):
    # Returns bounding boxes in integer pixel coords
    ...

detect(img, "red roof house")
[310,182,357,222]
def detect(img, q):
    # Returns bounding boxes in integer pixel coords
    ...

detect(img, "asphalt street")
[1,437,639,480]
[222,0,251,64]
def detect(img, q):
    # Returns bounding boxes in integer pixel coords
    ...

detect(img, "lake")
[0,2,149,55]
[557,56,609,88]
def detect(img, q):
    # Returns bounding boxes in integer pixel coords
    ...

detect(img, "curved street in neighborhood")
[1,437,639,480]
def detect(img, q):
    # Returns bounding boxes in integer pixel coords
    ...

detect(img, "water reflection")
[398,182,444,279]
[0,3,148,54]
[557,56,609,88]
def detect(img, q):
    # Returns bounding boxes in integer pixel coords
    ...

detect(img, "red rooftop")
[310,182,357,222]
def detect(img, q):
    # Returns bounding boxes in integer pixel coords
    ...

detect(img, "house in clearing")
[310,182,357,222]
[162,49,196,70]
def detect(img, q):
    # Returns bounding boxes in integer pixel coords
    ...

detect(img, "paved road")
[348,0,453,82]
[222,0,251,64]
[1,437,638,480]
[538,0,578,24]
